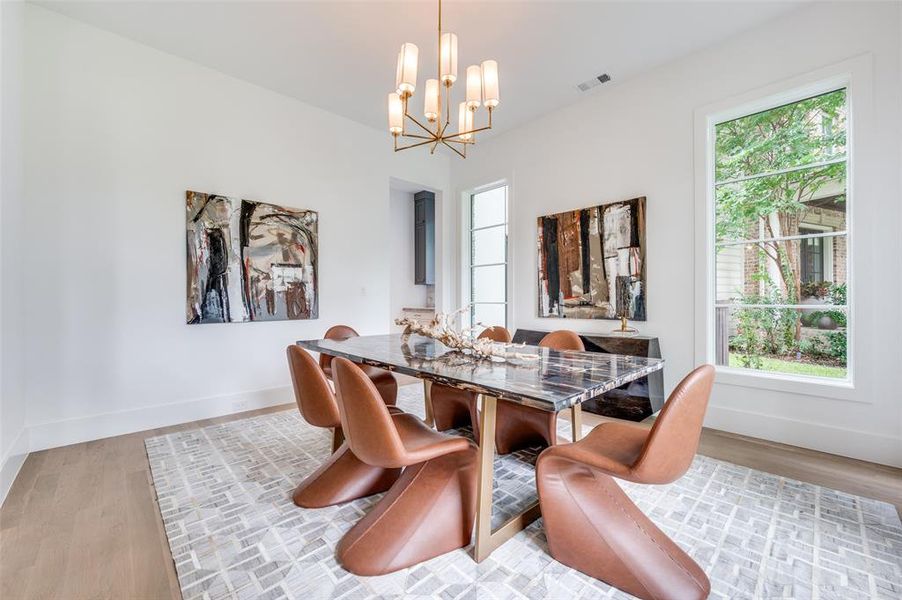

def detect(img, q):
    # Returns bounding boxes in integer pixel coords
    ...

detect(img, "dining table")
[296,332,665,562]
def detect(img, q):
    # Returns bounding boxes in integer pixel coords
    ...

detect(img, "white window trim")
[693,55,873,403]
[460,180,513,330]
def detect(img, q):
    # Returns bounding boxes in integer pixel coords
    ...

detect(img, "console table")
[511,329,664,421]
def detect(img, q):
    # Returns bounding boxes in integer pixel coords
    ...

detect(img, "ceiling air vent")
[577,73,612,92]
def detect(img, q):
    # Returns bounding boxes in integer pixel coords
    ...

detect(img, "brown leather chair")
[331,357,478,576]
[431,325,512,441]
[536,365,716,600]
[494,329,585,454]
[286,346,401,508]
[319,325,398,405]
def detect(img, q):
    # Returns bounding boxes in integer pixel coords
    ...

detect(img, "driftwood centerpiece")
[395,308,538,363]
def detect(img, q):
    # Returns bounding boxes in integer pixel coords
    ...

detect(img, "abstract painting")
[537,197,646,320]
[186,191,318,324]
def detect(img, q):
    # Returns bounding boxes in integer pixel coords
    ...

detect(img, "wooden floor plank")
[125,467,178,600]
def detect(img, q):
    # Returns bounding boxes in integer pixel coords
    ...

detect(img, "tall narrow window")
[469,185,508,330]
[713,88,849,380]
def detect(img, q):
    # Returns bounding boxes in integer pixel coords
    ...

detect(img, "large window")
[713,88,849,380]
[468,185,508,330]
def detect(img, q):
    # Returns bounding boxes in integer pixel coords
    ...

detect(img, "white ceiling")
[35,1,804,136]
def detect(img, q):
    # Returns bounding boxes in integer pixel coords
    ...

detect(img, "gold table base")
[423,384,583,562]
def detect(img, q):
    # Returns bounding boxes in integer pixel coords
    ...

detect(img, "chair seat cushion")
[392,413,474,465]
[549,421,649,481]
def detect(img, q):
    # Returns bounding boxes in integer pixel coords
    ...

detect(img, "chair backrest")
[539,330,585,351]
[331,357,408,468]
[318,324,360,371]
[286,345,341,429]
[631,364,715,484]
[478,326,512,343]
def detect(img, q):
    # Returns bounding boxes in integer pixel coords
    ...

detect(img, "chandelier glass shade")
[387,0,499,158]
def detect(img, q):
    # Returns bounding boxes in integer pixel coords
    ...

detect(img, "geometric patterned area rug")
[145,385,902,600]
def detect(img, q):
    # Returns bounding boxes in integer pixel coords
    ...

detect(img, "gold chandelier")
[388,0,500,158]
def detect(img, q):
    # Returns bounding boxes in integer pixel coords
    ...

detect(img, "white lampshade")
[458,102,473,141]
[440,33,458,84]
[395,52,402,92]
[397,43,418,95]
[388,93,403,134]
[466,65,482,109]
[424,79,439,121]
[481,60,499,108]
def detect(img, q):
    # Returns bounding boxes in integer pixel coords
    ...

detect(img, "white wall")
[1,0,29,503]
[389,188,428,330]
[452,2,902,466]
[18,5,450,453]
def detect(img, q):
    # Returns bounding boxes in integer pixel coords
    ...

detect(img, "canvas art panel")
[537,197,646,320]
[186,191,318,324]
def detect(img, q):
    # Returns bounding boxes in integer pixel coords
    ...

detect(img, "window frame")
[464,182,510,331]
[693,60,869,400]
[712,88,850,382]
[798,225,831,284]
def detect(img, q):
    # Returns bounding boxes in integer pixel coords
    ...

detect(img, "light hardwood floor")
[1,391,899,600]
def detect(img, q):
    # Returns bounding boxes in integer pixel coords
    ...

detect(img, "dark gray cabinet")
[414,191,435,285]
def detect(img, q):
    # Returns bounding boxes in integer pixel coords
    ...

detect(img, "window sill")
[713,366,862,403]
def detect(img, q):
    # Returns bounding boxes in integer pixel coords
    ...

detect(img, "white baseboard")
[705,404,902,468]
[27,385,294,453]
[0,428,30,506]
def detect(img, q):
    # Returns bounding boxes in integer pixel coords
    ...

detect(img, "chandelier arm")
[442,124,491,140]
[442,107,493,140]
[430,119,444,153]
[404,111,435,136]
[400,95,409,136]
[434,90,442,140]
[399,133,434,140]
[434,87,441,136]
[440,139,466,159]
[395,137,442,152]
[441,138,473,145]
[431,125,447,153]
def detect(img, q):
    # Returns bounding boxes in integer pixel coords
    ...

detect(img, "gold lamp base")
[610,316,639,337]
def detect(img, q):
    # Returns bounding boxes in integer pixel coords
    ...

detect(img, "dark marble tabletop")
[297,334,664,412]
